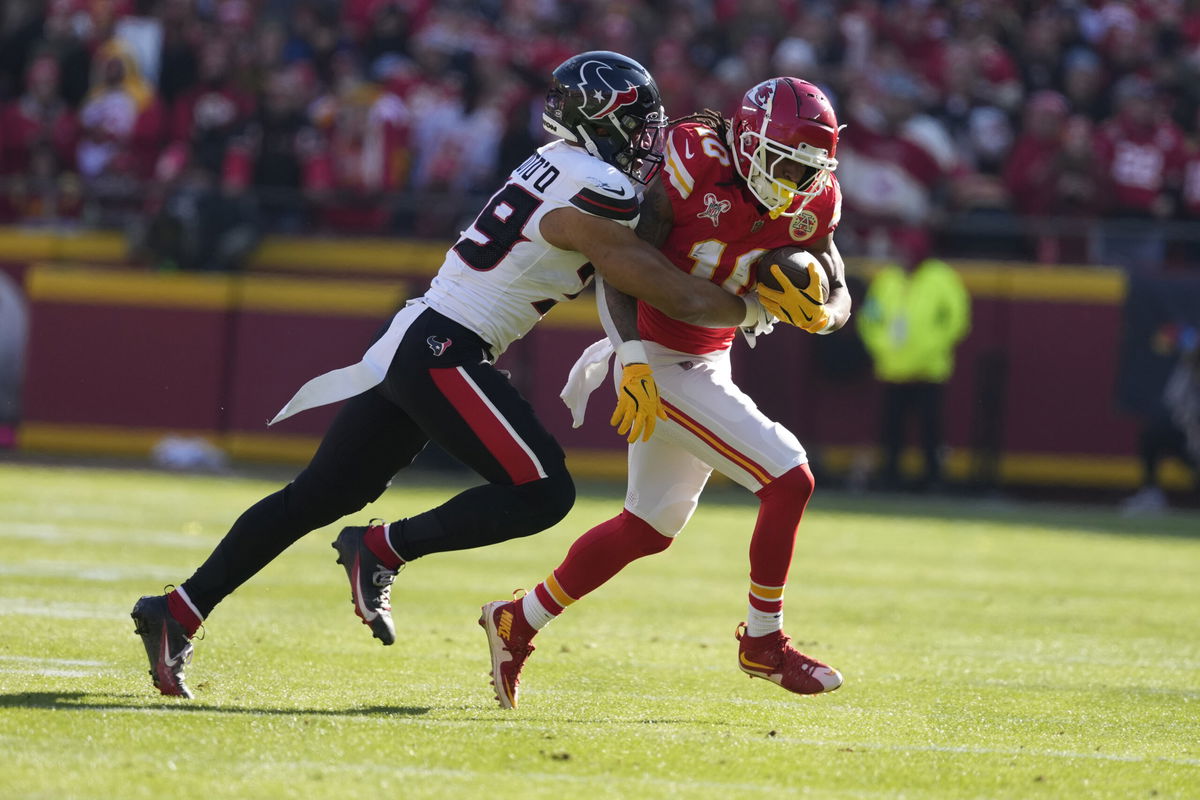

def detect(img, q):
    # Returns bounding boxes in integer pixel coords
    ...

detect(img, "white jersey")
[423,140,641,356]
[269,141,639,426]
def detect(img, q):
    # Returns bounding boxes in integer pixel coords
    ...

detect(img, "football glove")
[740,293,776,349]
[610,362,668,443]
[757,262,831,333]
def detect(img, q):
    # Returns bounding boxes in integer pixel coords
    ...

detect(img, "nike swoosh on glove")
[610,362,669,443]
[757,262,830,333]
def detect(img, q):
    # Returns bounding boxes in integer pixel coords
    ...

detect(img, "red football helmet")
[729,77,840,218]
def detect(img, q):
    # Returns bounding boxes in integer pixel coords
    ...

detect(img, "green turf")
[0,462,1197,799]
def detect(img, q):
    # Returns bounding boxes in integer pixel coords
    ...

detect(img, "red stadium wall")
[4,227,1183,491]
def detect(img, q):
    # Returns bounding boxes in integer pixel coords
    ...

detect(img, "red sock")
[554,510,672,600]
[364,522,404,570]
[747,464,815,628]
[166,587,203,638]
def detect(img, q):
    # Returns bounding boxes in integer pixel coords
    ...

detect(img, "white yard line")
[0,562,180,583]
[0,656,106,666]
[0,598,128,619]
[0,521,214,549]
[0,655,108,678]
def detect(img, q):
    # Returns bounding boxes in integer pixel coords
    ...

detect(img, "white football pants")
[620,341,808,537]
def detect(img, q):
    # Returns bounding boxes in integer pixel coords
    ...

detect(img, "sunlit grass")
[1,462,1197,799]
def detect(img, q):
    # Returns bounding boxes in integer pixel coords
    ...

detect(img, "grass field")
[0,461,1197,799]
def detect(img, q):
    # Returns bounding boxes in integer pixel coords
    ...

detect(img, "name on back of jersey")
[514,152,561,193]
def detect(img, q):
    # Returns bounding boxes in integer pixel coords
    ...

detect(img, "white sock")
[746,605,783,637]
[520,589,558,631]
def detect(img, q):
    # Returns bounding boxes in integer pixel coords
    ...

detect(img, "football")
[755,246,829,302]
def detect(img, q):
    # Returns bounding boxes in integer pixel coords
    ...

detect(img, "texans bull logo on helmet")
[578,59,642,120]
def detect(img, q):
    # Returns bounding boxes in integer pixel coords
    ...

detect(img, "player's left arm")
[806,233,852,333]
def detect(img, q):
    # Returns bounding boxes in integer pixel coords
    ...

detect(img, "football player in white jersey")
[130,51,818,699]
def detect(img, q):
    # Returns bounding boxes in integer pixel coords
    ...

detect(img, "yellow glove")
[757,261,831,333]
[610,342,668,443]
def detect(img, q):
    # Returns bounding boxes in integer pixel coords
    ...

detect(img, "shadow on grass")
[0,691,430,717]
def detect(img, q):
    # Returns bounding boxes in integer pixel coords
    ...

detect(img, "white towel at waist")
[269,299,428,425]
[559,338,615,428]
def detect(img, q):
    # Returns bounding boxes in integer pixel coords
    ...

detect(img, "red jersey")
[638,121,842,355]
[0,97,79,174]
[1093,116,1185,214]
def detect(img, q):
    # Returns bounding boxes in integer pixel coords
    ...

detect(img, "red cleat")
[478,599,537,709]
[735,623,843,695]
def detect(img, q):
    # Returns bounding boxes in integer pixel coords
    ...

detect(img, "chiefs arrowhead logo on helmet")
[748,81,775,111]
[580,59,641,120]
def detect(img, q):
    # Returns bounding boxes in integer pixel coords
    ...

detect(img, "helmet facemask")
[735,124,837,219]
[548,94,666,184]
[605,108,666,184]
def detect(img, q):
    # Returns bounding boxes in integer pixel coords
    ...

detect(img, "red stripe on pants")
[429,366,544,485]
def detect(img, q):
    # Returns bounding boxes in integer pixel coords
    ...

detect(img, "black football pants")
[180,308,575,618]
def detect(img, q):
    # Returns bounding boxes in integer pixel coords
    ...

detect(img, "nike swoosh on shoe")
[352,556,379,621]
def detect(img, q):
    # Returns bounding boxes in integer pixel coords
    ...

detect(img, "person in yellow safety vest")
[857,229,971,491]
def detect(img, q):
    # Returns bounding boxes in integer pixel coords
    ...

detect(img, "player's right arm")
[598,175,674,345]
[540,204,753,327]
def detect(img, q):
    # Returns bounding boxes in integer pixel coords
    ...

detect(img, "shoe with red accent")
[478,598,537,709]
[735,623,843,695]
[333,521,401,645]
[131,594,195,698]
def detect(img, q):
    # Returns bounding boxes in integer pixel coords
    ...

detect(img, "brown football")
[755,246,829,301]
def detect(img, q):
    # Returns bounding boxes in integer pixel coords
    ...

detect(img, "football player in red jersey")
[481,78,852,708]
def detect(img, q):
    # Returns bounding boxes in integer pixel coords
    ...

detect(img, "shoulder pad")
[661,123,732,201]
[541,143,640,221]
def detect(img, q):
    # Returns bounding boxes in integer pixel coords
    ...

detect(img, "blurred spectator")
[77,40,164,185]
[1004,90,1101,261]
[0,53,79,176]
[1005,91,1071,217]
[0,38,81,224]
[171,39,255,177]
[306,51,410,232]
[837,70,946,256]
[2,0,1200,254]
[136,140,261,272]
[228,64,318,231]
[155,0,200,107]
[1061,47,1110,122]
[857,230,972,492]
[362,1,414,71]
[1094,75,1186,270]
[0,143,84,225]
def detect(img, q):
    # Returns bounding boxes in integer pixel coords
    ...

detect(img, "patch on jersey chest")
[697,192,732,227]
[789,209,820,242]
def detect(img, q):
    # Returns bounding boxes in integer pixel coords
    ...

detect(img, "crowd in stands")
[1,0,1200,269]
